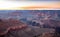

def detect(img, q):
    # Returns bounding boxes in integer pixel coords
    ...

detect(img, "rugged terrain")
[0,19,56,37]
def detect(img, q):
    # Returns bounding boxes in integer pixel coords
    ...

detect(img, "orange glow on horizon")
[20,3,60,10]
[0,2,60,10]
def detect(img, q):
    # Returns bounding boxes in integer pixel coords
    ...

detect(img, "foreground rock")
[0,19,55,37]
[0,19,27,35]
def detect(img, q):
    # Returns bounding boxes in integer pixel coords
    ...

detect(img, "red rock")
[0,19,27,35]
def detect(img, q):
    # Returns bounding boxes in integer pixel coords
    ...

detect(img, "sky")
[0,1,60,10]
[0,0,60,1]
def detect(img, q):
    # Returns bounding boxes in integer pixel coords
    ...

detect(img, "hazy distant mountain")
[42,19,60,28]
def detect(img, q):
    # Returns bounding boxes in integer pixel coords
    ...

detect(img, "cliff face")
[4,25,54,37]
[0,19,55,37]
[0,19,27,35]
